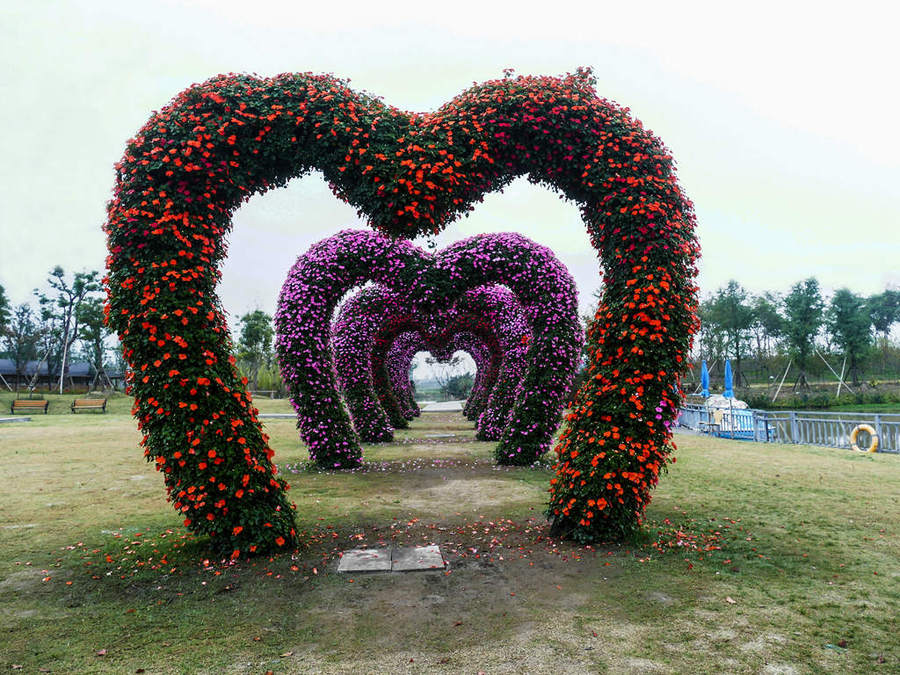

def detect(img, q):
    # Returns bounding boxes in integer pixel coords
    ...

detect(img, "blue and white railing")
[676,403,900,453]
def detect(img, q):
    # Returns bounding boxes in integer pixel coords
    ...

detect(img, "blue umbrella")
[701,360,709,398]
[724,359,734,398]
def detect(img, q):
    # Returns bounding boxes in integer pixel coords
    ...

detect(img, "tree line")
[0,272,284,395]
[0,268,288,395]
[697,279,899,388]
[0,269,118,392]
[6,271,895,397]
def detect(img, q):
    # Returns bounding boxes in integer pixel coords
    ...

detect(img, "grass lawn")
[0,391,136,416]
[0,405,897,673]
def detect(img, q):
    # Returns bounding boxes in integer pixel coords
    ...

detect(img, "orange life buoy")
[849,424,879,453]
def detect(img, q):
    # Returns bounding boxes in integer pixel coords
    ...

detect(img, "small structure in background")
[0,359,124,392]
[700,360,752,438]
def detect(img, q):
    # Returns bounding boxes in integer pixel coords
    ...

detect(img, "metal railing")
[677,403,900,453]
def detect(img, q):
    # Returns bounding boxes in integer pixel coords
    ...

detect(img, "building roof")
[0,359,122,378]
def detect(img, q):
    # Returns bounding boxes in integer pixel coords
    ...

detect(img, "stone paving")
[337,544,446,574]
[419,400,465,412]
[0,417,30,424]
[336,547,392,573]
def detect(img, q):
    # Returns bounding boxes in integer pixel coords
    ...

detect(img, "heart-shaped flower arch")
[406,288,530,441]
[330,287,412,446]
[379,330,499,424]
[380,330,495,422]
[335,283,535,455]
[381,331,426,420]
[278,230,580,465]
[453,334,498,421]
[105,69,698,555]
[369,300,512,432]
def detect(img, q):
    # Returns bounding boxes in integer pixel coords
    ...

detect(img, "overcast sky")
[2,1,898,376]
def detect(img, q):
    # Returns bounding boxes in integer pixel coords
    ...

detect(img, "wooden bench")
[11,399,50,414]
[71,398,107,413]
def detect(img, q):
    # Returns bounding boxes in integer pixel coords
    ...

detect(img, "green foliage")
[697,297,727,362]
[782,277,824,377]
[441,372,475,400]
[76,296,115,389]
[705,280,753,379]
[34,267,101,393]
[0,283,10,332]
[254,364,285,395]
[868,289,899,337]
[749,291,783,358]
[3,303,40,381]
[826,289,872,384]
[235,310,275,390]
[698,283,900,388]
[744,389,900,411]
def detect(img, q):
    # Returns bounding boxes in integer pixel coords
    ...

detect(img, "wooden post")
[836,356,847,398]
[773,359,792,402]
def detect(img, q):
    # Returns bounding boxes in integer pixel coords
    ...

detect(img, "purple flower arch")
[383,331,426,420]
[275,230,581,466]
[274,231,423,468]
[452,287,531,443]
[332,286,510,445]
[332,287,413,442]
[349,285,529,448]
[428,234,584,462]
[373,285,529,433]
[379,330,497,423]
[452,334,496,421]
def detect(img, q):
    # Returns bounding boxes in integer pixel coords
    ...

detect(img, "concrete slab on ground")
[257,413,296,419]
[337,548,392,573]
[337,545,446,574]
[392,545,446,572]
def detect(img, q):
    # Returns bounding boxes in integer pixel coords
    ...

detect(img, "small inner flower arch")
[337,284,532,454]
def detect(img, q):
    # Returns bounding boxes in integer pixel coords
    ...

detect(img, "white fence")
[677,404,900,454]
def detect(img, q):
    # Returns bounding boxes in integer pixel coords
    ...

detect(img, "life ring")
[849,424,879,453]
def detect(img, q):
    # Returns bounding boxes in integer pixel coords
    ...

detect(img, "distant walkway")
[419,400,465,412]
[259,401,468,417]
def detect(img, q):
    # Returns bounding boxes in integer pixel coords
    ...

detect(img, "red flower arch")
[104,68,698,554]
